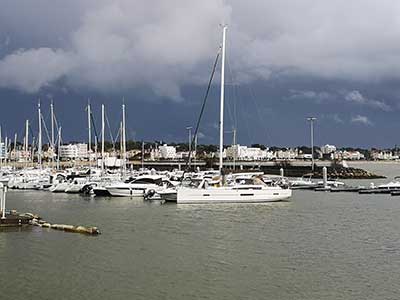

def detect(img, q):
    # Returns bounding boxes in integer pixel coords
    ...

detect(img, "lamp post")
[307,117,316,172]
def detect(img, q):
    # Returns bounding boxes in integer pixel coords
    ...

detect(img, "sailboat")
[176,26,292,204]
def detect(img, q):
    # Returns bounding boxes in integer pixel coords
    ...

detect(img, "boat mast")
[31,137,35,167]
[122,101,127,177]
[38,101,42,170]
[4,136,7,165]
[25,119,29,168]
[219,25,227,172]
[120,121,123,176]
[101,104,105,174]
[13,133,17,163]
[233,128,237,171]
[50,100,55,168]
[57,127,61,170]
[87,101,91,179]
[141,141,144,170]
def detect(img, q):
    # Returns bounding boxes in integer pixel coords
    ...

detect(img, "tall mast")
[4,136,7,165]
[233,128,237,171]
[122,102,127,176]
[120,121,123,176]
[31,137,35,167]
[50,100,55,167]
[38,101,42,169]
[13,133,17,162]
[141,141,144,170]
[87,101,91,178]
[25,120,29,167]
[101,104,105,173]
[57,127,61,170]
[219,25,227,172]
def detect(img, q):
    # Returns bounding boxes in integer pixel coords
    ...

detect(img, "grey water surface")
[1,163,400,300]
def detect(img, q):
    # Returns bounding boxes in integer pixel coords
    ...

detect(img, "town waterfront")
[0,162,399,299]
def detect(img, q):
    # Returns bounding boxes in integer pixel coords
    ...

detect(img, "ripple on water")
[2,183,400,299]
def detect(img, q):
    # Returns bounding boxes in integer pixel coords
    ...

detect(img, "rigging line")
[237,86,254,145]
[90,111,99,145]
[105,112,115,147]
[58,126,63,145]
[225,61,238,132]
[40,114,52,145]
[115,124,121,143]
[53,114,60,134]
[184,48,221,172]
[231,69,238,131]
[225,62,235,131]
[248,84,272,146]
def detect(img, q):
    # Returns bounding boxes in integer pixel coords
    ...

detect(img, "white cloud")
[0,0,230,98]
[330,114,344,124]
[0,48,75,93]
[2,1,400,99]
[288,90,333,103]
[344,90,391,111]
[351,115,373,126]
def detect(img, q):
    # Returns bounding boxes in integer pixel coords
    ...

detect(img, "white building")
[159,144,177,159]
[226,145,267,160]
[332,150,365,160]
[275,149,298,160]
[321,144,337,154]
[371,151,396,160]
[59,143,88,159]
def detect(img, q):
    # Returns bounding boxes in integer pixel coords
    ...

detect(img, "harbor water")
[1,163,400,299]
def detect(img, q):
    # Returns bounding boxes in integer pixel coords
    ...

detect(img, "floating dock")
[0,211,34,227]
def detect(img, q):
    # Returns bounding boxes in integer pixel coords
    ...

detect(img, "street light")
[186,126,192,168]
[306,117,317,172]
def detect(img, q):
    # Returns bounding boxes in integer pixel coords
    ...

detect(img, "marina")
[1,162,400,299]
[2,1,400,299]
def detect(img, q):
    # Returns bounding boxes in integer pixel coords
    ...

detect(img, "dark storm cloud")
[1,1,400,100]
[1,0,400,148]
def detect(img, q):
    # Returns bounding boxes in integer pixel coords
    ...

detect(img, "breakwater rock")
[258,164,385,179]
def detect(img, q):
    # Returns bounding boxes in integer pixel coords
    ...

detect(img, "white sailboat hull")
[177,186,292,204]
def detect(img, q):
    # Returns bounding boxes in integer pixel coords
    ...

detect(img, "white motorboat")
[316,180,345,188]
[376,181,400,191]
[65,178,88,193]
[106,176,164,197]
[290,175,318,190]
[157,188,178,202]
[49,181,70,193]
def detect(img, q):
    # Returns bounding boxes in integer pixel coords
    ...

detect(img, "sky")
[1,0,400,148]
